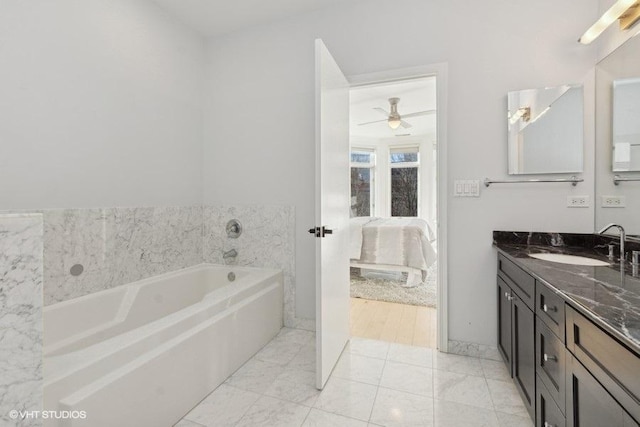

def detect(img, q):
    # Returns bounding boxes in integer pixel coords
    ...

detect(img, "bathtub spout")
[223,249,238,260]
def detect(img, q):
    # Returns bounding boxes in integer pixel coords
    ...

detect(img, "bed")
[349,217,437,288]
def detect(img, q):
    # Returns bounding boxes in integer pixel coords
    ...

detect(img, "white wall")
[0,0,205,210]
[203,0,599,345]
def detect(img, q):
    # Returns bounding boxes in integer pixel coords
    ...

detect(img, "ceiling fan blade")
[373,107,390,117]
[400,120,413,129]
[358,118,389,126]
[401,110,436,119]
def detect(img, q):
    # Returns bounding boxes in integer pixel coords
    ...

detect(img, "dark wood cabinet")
[496,251,640,427]
[513,294,535,419]
[497,255,535,420]
[537,375,566,427]
[497,276,512,374]
[566,353,639,427]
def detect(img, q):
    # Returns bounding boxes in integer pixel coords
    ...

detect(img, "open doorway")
[348,76,439,349]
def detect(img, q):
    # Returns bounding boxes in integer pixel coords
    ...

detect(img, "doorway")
[346,68,447,351]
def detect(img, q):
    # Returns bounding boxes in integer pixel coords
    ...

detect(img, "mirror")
[596,35,640,237]
[613,77,640,171]
[507,84,584,175]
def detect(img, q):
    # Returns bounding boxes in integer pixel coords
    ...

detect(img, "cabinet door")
[566,353,639,427]
[497,276,513,375]
[513,294,535,420]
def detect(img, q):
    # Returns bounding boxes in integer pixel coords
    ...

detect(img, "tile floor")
[175,328,533,427]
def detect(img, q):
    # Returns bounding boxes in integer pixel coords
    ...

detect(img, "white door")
[314,39,350,389]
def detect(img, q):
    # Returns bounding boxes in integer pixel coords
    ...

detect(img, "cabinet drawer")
[536,317,565,414]
[537,374,566,427]
[566,305,640,423]
[536,281,565,342]
[566,352,639,427]
[498,253,535,310]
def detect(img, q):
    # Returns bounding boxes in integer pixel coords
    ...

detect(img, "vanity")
[494,232,640,427]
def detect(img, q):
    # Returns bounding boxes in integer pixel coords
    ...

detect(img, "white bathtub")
[43,264,283,427]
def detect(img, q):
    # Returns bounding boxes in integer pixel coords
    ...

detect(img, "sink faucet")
[223,249,238,260]
[598,223,626,262]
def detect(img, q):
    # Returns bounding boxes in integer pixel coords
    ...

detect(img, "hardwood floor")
[350,298,437,348]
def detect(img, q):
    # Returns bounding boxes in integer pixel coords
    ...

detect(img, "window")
[350,150,375,217]
[390,147,419,217]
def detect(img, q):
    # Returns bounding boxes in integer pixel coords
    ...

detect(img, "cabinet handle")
[505,292,514,301]
[543,353,557,362]
[543,303,557,313]
[544,422,556,427]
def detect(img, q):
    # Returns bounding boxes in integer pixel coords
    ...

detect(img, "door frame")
[348,63,449,351]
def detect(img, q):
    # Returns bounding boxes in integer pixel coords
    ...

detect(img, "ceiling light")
[578,0,640,45]
[388,116,402,129]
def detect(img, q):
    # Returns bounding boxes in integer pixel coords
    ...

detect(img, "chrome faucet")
[223,249,238,260]
[598,223,626,262]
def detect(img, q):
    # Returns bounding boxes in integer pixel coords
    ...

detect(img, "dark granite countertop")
[493,231,640,354]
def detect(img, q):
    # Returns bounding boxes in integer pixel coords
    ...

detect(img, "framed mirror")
[595,34,640,237]
[507,84,584,175]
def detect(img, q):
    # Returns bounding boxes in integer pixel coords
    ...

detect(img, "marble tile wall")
[43,206,203,305]
[203,205,308,330]
[0,214,43,426]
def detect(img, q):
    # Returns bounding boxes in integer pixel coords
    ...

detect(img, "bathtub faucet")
[223,249,238,260]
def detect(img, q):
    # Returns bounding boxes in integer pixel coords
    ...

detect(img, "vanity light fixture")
[509,107,531,125]
[578,0,640,45]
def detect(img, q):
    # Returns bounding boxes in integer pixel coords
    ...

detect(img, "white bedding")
[350,217,437,281]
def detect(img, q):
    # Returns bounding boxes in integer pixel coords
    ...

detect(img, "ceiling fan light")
[387,111,402,130]
[388,118,402,129]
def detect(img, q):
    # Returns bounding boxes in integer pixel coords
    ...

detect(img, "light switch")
[454,180,481,197]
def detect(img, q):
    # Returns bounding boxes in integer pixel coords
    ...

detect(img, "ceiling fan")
[358,97,436,130]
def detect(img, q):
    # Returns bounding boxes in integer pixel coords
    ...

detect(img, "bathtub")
[43,264,283,427]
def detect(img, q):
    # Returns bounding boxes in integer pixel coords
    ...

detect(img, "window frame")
[350,148,376,217]
[389,145,421,217]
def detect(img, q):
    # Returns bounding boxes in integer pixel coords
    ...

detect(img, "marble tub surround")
[494,231,640,353]
[203,205,306,330]
[0,214,43,426]
[43,206,203,305]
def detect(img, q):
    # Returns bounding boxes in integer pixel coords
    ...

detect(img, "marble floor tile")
[313,377,378,421]
[182,384,260,427]
[370,387,434,427]
[480,359,511,382]
[495,411,534,427]
[173,419,205,427]
[433,352,484,376]
[235,396,311,427]
[264,368,321,407]
[379,360,433,397]
[332,353,386,385]
[433,370,493,410]
[277,327,316,346]
[254,336,304,365]
[486,378,529,417]
[302,408,369,427]
[433,400,500,427]
[347,338,390,360]
[288,344,316,372]
[224,358,286,394]
[387,343,433,368]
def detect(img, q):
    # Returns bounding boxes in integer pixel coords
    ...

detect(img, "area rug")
[350,263,437,307]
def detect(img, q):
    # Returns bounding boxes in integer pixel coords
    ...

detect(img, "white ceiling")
[153,0,359,37]
[350,77,437,139]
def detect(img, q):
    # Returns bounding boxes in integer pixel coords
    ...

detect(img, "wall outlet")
[601,195,626,208]
[567,196,590,208]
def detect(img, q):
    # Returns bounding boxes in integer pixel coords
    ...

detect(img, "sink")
[528,253,610,266]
